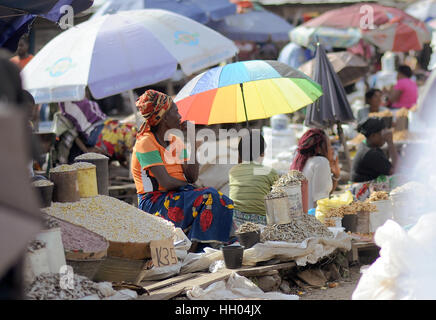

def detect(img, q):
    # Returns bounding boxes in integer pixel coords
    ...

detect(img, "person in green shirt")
[229,130,279,227]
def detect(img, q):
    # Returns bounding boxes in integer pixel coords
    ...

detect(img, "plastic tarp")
[353,213,436,300]
[180,230,351,274]
[186,272,299,300]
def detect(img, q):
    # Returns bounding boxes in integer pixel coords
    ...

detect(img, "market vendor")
[131,90,234,252]
[356,89,390,123]
[290,129,340,210]
[58,88,137,165]
[351,118,397,183]
[229,131,279,227]
[385,65,418,110]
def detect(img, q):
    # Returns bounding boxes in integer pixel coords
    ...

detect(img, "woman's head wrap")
[136,89,173,134]
[290,128,328,172]
[357,117,385,138]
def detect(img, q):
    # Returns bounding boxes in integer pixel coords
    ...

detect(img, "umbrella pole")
[128,89,142,128]
[239,83,249,128]
[337,122,351,174]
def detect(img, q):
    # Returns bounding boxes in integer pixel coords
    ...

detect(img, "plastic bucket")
[50,169,80,203]
[35,228,66,273]
[342,214,357,232]
[236,231,260,249]
[75,164,98,198]
[74,156,109,195]
[222,245,244,269]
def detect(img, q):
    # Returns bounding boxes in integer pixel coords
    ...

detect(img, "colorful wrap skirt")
[138,185,234,243]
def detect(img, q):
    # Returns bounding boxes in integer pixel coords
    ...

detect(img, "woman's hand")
[330,155,341,179]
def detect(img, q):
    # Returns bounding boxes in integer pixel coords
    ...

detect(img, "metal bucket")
[50,169,80,203]
[265,183,303,225]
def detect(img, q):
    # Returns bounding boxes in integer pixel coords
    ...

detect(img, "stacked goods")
[25,273,104,300]
[369,110,393,128]
[75,152,109,160]
[42,214,108,254]
[260,214,333,243]
[268,170,305,198]
[32,180,54,207]
[236,222,261,234]
[368,191,389,202]
[72,162,98,198]
[324,201,377,229]
[395,108,409,132]
[50,165,80,203]
[32,180,54,187]
[74,153,109,195]
[42,195,175,259]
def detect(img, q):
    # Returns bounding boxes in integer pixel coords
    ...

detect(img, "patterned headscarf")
[290,128,328,172]
[136,89,173,134]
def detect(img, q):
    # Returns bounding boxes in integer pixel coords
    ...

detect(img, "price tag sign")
[150,239,178,267]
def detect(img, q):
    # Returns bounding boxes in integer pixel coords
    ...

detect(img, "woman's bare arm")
[149,165,188,191]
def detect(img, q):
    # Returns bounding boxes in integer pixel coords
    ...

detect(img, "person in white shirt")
[290,128,340,209]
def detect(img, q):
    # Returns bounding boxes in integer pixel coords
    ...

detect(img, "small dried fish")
[236,222,261,234]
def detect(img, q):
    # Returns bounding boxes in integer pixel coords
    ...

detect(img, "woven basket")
[93,256,152,284]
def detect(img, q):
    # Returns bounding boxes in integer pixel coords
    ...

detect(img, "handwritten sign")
[150,239,178,267]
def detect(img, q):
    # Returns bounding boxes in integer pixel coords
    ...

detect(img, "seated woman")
[131,90,234,252]
[351,118,397,183]
[356,89,389,124]
[229,131,279,227]
[385,65,418,110]
[290,129,340,210]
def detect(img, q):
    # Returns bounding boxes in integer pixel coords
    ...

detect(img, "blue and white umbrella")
[406,0,436,22]
[92,0,237,23]
[207,9,294,42]
[21,9,238,104]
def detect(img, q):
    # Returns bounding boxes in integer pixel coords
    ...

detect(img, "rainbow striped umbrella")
[174,60,323,125]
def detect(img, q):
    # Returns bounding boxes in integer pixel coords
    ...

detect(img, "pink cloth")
[392,78,418,109]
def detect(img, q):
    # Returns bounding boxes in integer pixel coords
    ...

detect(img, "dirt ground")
[297,265,363,300]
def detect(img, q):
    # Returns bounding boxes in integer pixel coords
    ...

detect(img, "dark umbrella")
[0,0,94,52]
[304,43,355,171]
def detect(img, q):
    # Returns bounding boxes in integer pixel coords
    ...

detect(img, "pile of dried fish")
[236,222,261,234]
[42,214,60,229]
[268,171,306,199]
[25,273,104,300]
[261,214,333,243]
[368,191,389,202]
[27,240,46,253]
[326,201,377,218]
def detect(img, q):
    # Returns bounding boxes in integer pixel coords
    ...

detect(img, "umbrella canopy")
[406,0,436,22]
[299,51,369,87]
[0,0,94,51]
[304,44,355,128]
[92,0,237,23]
[21,9,238,104]
[301,3,431,52]
[207,9,294,42]
[290,26,362,51]
[174,60,323,125]
[278,42,313,69]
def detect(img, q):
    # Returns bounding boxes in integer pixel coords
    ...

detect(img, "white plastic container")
[35,228,66,273]
[263,126,297,160]
[23,247,50,285]
[369,200,393,232]
[270,114,290,131]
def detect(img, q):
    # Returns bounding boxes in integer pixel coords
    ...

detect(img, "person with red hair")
[290,128,340,209]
